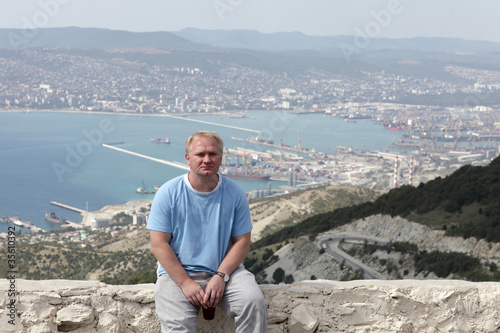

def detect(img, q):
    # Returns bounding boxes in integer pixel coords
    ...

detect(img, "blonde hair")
[185,131,224,154]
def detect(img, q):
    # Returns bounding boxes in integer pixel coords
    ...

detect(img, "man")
[147,131,267,333]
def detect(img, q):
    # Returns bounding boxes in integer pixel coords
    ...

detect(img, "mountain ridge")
[2,26,500,55]
[0,26,207,50]
[172,27,500,54]
[2,26,499,80]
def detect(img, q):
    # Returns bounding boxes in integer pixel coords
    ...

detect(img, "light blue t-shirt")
[146,173,253,276]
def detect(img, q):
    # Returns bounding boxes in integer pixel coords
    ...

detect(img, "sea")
[0,110,404,233]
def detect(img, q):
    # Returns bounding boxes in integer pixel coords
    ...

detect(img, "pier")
[50,201,86,214]
[102,144,190,170]
[161,114,261,134]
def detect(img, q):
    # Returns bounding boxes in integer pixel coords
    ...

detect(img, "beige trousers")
[154,265,268,333]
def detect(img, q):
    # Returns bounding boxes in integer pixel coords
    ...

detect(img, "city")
[1,44,500,239]
[1,2,500,330]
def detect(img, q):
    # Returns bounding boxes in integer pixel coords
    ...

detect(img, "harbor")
[47,202,86,229]
[1,111,499,232]
[0,216,44,233]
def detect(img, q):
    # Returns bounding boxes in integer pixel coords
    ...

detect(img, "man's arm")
[203,232,251,307]
[219,232,251,276]
[150,230,206,307]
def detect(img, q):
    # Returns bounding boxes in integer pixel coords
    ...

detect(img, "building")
[133,214,148,226]
[91,217,111,229]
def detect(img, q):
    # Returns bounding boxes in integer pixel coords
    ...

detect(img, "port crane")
[296,126,302,151]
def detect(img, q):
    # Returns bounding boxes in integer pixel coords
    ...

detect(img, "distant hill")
[2,27,499,80]
[2,27,499,102]
[172,28,348,53]
[173,28,500,54]
[0,27,206,50]
[254,156,500,249]
[3,26,500,55]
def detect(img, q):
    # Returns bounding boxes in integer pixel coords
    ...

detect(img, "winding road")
[316,233,387,280]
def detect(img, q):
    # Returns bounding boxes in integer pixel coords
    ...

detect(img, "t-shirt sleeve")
[231,186,253,237]
[146,185,172,233]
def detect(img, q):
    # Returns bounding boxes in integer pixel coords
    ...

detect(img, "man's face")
[185,137,223,178]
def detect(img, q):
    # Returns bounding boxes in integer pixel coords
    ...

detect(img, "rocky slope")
[262,214,500,283]
[249,185,382,241]
[338,214,500,262]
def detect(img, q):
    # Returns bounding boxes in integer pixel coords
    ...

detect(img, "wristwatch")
[216,271,230,283]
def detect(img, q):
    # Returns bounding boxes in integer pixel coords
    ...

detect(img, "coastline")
[0,108,267,134]
[80,199,153,228]
[0,107,305,117]
[0,199,153,235]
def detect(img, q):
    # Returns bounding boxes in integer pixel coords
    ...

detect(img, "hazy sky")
[1,0,499,42]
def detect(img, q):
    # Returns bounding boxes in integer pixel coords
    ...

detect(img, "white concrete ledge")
[1,279,499,332]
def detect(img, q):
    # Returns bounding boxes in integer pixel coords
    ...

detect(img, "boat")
[104,141,125,146]
[136,180,156,194]
[223,172,271,181]
[136,186,156,194]
[150,137,170,144]
[12,219,24,226]
[45,211,68,225]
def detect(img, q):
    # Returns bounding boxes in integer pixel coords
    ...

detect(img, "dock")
[231,135,313,154]
[61,220,84,229]
[50,201,85,214]
[0,216,45,233]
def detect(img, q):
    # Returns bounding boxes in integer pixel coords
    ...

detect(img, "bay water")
[0,111,403,232]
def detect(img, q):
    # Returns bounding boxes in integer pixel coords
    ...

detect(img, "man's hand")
[203,274,226,308]
[180,279,206,307]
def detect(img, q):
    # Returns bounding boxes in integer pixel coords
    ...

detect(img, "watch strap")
[216,271,229,282]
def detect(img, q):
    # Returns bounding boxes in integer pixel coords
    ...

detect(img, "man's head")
[185,131,224,155]
[185,131,224,179]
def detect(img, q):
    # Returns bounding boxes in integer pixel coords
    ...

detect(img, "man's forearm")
[153,241,211,307]
[152,241,192,287]
[217,233,251,276]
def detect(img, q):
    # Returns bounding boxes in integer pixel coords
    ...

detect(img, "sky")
[0,0,499,43]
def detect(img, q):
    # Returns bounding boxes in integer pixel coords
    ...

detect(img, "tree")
[262,248,274,261]
[284,274,295,284]
[272,267,285,283]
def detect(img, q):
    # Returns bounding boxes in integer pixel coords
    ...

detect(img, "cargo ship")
[45,211,68,225]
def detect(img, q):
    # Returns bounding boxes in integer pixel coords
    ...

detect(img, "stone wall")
[1,279,499,332]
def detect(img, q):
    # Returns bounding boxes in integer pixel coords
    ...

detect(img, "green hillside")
[254,156,500,249]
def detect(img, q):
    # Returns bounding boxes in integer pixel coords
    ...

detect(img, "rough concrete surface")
[1,279,499,332]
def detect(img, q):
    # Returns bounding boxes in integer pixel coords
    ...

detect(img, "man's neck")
[187,172,219,192]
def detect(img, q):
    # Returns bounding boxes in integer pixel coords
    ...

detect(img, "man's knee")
[248,290,266,309]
